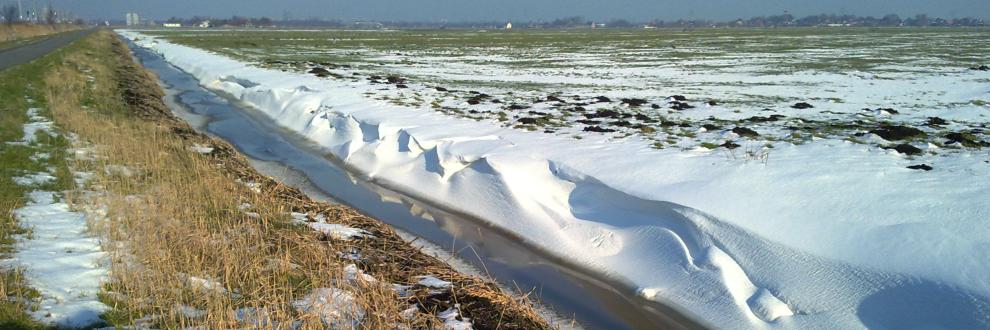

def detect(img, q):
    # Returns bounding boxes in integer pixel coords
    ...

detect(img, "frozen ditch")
[130,36,696,330]
[123,30,990,329]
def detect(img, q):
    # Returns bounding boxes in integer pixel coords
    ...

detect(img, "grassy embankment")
[0,23,77,330]
[2,28,551,328]
[0,24,78,51]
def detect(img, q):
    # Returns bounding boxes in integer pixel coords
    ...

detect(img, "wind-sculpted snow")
[121,30,990,329]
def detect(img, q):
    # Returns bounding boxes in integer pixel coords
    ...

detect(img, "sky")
[15,0,990,22]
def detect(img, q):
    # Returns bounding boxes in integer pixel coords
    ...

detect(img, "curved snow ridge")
[120,30,990,329]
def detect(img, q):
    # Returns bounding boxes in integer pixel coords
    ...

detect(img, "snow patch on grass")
[438,304,473,330]
[8,190,109,328]
[188,143,214,154]
[306,222,371,240]
[12,172,56,186]
[292,288,365,328]
[416,275,452,289]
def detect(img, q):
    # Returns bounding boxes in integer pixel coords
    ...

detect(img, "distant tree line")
[642,14,987,28]
[152,13,987,29]
[164,15,275,27]
[519,14,987,29]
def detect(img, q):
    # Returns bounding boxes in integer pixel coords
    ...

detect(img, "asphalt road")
[0,29,95,72]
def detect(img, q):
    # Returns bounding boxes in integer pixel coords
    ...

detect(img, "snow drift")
[120,30,990,329]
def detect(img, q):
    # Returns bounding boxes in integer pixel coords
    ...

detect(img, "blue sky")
[23,0,990,21]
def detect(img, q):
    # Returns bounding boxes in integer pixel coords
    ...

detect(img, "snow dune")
[121,30,990,329]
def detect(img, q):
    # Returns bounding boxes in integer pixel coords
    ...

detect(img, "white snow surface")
[292,288,365,328]
[122,30,990,329]
[8,191,109,328]
[438,304,474,330]
[307,223,371,241]
[416,275,453,289]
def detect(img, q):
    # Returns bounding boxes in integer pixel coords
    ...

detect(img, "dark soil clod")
[721,141,741,149]
[791,102,814,109]
[584,109,621,119]
[907,164,934,171]
[702,124,721,131]
[308,67,331,75]
[732,126,760,138]
[927,117,948,126]
[892,143,923,155]
[621,98,649,107]
[747,115,786,123]
[945,132,989,148]
[583,126,616,133]
[669,101,694,110]
[870,125,926,141]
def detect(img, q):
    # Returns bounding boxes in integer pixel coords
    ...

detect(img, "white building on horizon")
[125,12,139,26]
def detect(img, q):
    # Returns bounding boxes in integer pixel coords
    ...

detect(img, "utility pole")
[17,0,22,20]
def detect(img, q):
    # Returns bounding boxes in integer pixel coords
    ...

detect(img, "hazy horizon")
[8,0,990,22]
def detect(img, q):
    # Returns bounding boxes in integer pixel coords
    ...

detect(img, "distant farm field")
[143,28,990,153]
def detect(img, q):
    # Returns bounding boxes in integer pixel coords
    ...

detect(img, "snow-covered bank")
[121,30,990,329]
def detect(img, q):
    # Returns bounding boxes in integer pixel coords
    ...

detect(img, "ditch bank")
[110,35,554,329]
[124,36,705,330]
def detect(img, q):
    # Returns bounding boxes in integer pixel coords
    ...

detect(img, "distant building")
[353,21,384,29]
[505,22,512,30]
[125,12,139,26]
[163,23,181,28]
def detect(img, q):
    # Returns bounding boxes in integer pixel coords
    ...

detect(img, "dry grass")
[41,29,550,329]
[0,23,74,43]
